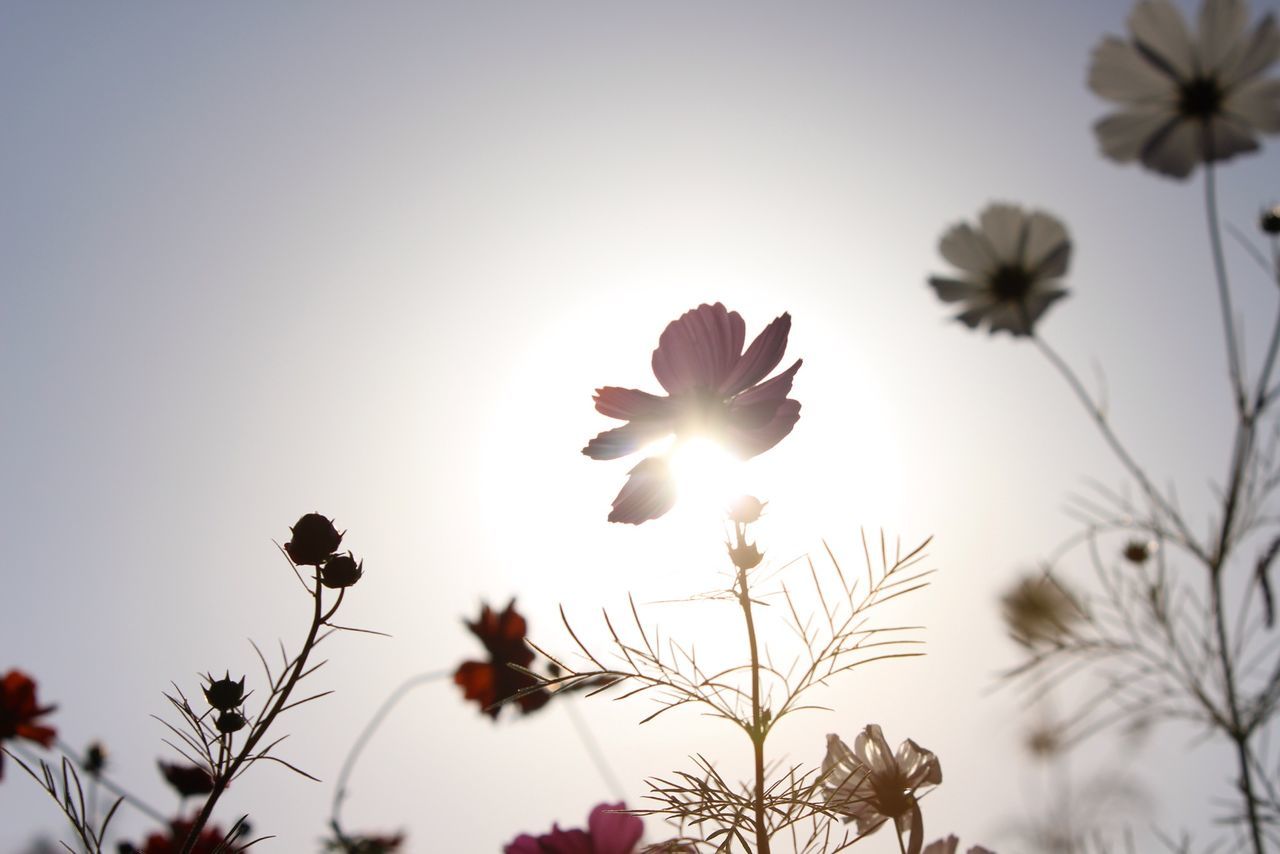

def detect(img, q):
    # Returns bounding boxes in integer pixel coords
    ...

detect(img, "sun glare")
[666,436,747,521]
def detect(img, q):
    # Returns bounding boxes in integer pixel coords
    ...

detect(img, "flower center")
[675,390,731,439]
[1179,76,1222,119]
[989,264,1032,302]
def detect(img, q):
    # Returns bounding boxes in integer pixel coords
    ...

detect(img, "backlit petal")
[651,303,746,395]
[979,204,1028,264]
[1220,12,1280,86]
[1095,108,1181,162]
[1205,113,1263,160]
[1089,36,1180,101]
[588,803,644,854]
[939,223,998,276]
[608,456,677,524]
[593,386,671,420]
[1199,0,1249,75]
[1129,0,1196,80]
[1024,212,1071,279]
[721,312,791,396]
[1139,115,1201,177]
[928,276,985,304]
[583,420,671,461]
[1224,78,1280,131]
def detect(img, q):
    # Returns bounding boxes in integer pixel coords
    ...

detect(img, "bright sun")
[663,436,748,520]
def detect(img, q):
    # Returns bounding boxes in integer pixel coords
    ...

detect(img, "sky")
[3,1,1280,851]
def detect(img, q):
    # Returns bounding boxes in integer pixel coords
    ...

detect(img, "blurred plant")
[505,801,645,853]
[116,815,250,854]
[455,599,552,719]
[0,669,58,779]
[921,838,995,854]
[928,0,1280,849]
[820,725,942,848]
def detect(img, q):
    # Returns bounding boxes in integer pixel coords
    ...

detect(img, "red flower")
[454,600,550,719]
[120,818,238,854]
[0,669,57,780]
[505,802,644,854]
[583,303,802,524]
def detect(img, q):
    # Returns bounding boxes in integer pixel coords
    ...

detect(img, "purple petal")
[583,421,670,461]
[588,802,644,854]
[651,303,746,395]
[541,826,593,854]
[593,387,670,420]
[724,398,800,459]
[720,313,791,396]
[503,835,544,854]
[731,359,802,419]
[608,456,677,524]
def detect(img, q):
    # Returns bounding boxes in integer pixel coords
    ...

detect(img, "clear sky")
[3,1,1280,851]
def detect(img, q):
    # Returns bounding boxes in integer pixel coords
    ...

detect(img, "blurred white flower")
[928,204,1070,337]
[1088,0,1280,178]
[821,726,942,840]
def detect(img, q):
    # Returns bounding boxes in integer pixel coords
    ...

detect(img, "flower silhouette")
[158,761,215,798]
[1088,0,1280,178]
[504,802,644,854]
[922,837,995,854]
[928,204,1070,337]
[1001,573,1086,649]
[0,670,57,780]
[821,726,942,841]
[454,600,550,719]
[583,302,802,524]
[119,818,238,854]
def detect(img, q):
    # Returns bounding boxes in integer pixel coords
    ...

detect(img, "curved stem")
[1204,157,1247,416]
[330,669,449,834]
[563,696,626,802]
[733,521,770,854]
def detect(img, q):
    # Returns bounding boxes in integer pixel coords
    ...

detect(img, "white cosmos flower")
[1088,0,1280,179]
[821,726,942,840]
[927,204,1071,337]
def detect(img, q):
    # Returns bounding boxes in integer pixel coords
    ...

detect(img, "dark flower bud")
[158,760,215,797]
[216,710,246,734]
[1123,539,1154,565]
[203,672,245,712]
[728,495,765,525]
[84,742,108,776]
[320,552,363,589]
[1262,205,1280,235]
[285,513,343,566]
[728,541,764,570]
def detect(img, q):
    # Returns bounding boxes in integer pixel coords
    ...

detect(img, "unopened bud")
[729,541,764,570]
[203,672,246,712]
[1262,205,1280,235]
[728,495,765,525]
[284,513,343,566]
[320,552,363,589]
[216,710,247,734]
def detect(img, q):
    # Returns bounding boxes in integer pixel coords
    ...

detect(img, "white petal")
[1129,0,1197,80]
[1205,114,1262,160]
[978,204,1027,264]
[1140,117,1202,177]
[1088,36,1180,102]
[1024,288,1070,334]
[1023,211,1071,279]
[855,724,895,775]
[1224,78,1280,131]
[984,303,1024,336]
[938,222,998,276]
[928,276,985,304]
[1221,13,1280,87]
[1094,107,1179,162]
[1199,0,1249,75]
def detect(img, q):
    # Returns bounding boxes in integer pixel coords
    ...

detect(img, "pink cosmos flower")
[583,303,802,524]
[505,802,644,854]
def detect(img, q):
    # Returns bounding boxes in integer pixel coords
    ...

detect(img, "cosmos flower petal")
[1095,108,1180,162]
[897,738,943,787]
[1206,114,1264,158]
[922,838,960,854]
[1141,118,1205,177]
[1221,12,1280,85]
[1022,288,1069,332]
[927,276,986,304]
[1199,0,1250,73]
[721,312,792,396]
[1129,0,1197,80]
[503,835,544,854]
[608,456,677,524]
[978,204,1027,264]
[983,303,1026,336]
[587,803,644,854]
[731,359,802,412]
[855,724,895,773]
[1024,213,1072,279]
[453,661,498,718]
[1226,78,1280,131]
[938,223,998,276]
[725,399,800,459]
[541,826,594,854]
[1089,36,1180,101]
[651,303,746,395]
[593,387,671,421]
[583,420,672,461]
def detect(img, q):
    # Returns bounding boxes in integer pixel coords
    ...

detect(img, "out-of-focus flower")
[84,742,108,776]
[1088,0,1280,179]
[728,540,764,570]
[1123,539,1155,565]
[1025,723,1064,760]
[1001,573,1086,648]
[922,836,996,854]
[1261,203,1280,233]
[821,726,942,840]
[321,552,363,589]
[322,832,405,853]
[203,672,245,712]
[454,600,550,720]
[0,670,57,780]
[284,513,343,566]
[159,761,215,798]
[118,818,239,854]
[505,802,644,854]
[583,303,802,524]
[928,204,1070,337]
[215,711,246,734]
[728,495,766,525]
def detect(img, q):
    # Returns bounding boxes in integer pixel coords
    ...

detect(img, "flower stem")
[53,739,169,825]
[1204,154,1247,417]
[733,521,770,854]
[563,695,627,802]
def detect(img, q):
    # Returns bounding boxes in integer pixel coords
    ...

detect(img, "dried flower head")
[159,761,215,798]
[1262,203,1280,233]
[728,495,766,525]
[821,726,943,839]
[0,670,57,780]
[215,710,246,734]
[203,672,245,712]
[284,512,343,566]
[1088,0,1280,178]
[1001,573,1086,648]
[505,802,644,854]
[922,836,996,854]
[84,741,108,776]
[928,204,1071,337]
[320,552,363,589]
[1123,538,1155,564]
[454,599,550,719]
[583,302,802,524]
[728,540,764,570]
